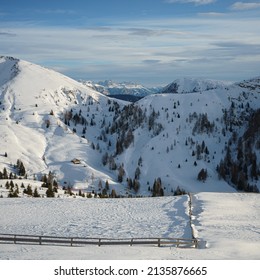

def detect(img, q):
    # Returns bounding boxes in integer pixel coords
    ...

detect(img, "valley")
[0,56,259,198]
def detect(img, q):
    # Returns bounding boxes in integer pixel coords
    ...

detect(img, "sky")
[0,0,260,86]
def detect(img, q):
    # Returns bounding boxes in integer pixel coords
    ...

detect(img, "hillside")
[0,56,259,197]
[0,56,128,197]
[161,77,232,94]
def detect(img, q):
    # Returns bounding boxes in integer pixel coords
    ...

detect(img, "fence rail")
[0,233,198,248]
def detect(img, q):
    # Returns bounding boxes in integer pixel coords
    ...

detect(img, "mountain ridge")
[0,56,259,197]
[161,77,233,94]
[80,79,161,98]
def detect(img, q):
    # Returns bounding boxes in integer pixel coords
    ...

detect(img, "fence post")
[158,238,161,247]
[39,236,42,245]
[14,235,16,244]
[71,238,73,247]
[131,238,133,246]
[98,239,101,247]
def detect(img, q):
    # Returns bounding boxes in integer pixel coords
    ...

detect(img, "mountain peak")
[237,76,260,92]
[0,56,20,86]
[0,57,259,196]
[161,77,231,94]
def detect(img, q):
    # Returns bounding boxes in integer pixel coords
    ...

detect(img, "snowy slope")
[114,81,260,195]
[0,193,259,260]
[0,56,128,194]
[0,56,19,87]
[161,77,231,94]
[0,56,259,197]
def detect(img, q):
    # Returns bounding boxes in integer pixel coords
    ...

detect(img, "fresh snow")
[0,193,259,260]
[0,57,128,193]
[161,77,232,94]
[81,80,160,97]
[1,56,260,195]
[0,56,259,260]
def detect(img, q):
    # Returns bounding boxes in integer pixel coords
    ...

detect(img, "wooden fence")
[0,233,198,248]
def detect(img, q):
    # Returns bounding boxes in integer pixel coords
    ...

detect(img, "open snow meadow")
[0,193,259,260]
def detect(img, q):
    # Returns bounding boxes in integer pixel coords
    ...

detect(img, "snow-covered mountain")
[161,77,232,94]
[0,56,259,198]
[0,56,128,194]
[81,80,161,100]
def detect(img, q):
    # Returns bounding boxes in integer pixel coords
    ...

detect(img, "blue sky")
[1,0,260,85]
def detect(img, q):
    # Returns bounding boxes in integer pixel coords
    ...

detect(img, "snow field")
[0,193,259,260]
[0,196,191,239]
[192,192,260,259]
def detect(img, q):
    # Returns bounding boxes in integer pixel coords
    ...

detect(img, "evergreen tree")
[100,188,107,197]
[16,160,26,176]
[5,181,10,189]
[98,179,103,190]
[174,186,187,196]
[102,152,109,166]
[10,180,15,189]
[138,156,143,167]
[3,168,8,179]
[24,184,33,196]
[127,178,133,189]
[116,139,123,155]
[134,166,141,180]
[33,188,40,197]
[133,179,140,193]
[197,169,208,182]
[110,189,117,198]
[118,164,125,183]
[250,155,258,180]
[105,180,110,191]
[152,178,163,196]
[46,185,55,197]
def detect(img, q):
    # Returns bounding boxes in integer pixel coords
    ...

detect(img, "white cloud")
[166,0,216,5]
[230,2,260,10]
[198,12,225,16]
[2,14,260,85]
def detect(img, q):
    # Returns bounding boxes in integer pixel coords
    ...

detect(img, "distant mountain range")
[80,78,233,101]
[80,80,162,101]
[0,56,259,198]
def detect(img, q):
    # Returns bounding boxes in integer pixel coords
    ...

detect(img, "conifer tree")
[46,185,55,197]
[3,168,8,179]
[118,164,125,183]
[135,166,141,180]
[33,188,40,198]
[110,189,117,198]
[197,169,208,182]
[127,178,133,189]
[98,179,103,190]
[105,180,110,191]
[133,179,140,193]
[24,184,33,196]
